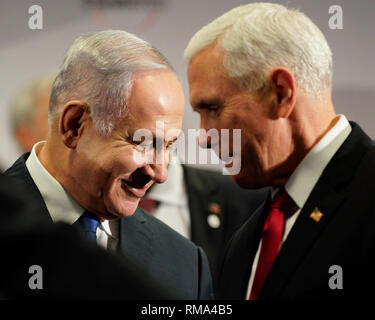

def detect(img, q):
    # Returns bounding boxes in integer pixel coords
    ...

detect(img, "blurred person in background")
[10,74,54,152]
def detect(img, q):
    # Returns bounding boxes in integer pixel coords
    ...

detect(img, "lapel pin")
[207,214,221,229]
[209,202,221,215]
[309,207,324,223]
[207,202,221,229]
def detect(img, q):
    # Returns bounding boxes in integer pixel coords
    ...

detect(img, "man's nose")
[198,129,212,149]
[197,117,213,149]
[142,162,168,184]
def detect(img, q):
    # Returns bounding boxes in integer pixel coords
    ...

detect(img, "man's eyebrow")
[131,132,180,146]
[167,136,179,145]
[191,99,221,110]
[155,135,179,147]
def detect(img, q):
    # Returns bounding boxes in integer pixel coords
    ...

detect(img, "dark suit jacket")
[0,174,184,299]
[182,165,268,277]
[217,122,375,300]
[4,154,214,300]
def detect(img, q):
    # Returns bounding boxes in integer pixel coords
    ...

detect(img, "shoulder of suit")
[353,142,375,182]
[3,153,35,192]
[182,164,236,190]
[134,207,198,250]
[4,153,30,177]
[183,164,226,179]
[183,164,268,193]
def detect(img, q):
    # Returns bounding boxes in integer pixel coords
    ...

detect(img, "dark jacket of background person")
[182,165,268,277]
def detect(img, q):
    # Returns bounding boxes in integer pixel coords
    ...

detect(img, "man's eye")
[207,105,220,115]
[166,142,175,150]
[134,140,153,151]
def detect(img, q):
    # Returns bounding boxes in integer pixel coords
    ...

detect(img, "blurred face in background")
[15,86,51,152]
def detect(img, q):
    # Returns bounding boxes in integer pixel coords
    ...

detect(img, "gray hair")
[11,74,55,132]
[184,3,332,98]
[49,30,173,135]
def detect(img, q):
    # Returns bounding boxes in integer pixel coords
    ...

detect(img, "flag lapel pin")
[309,207,324,223]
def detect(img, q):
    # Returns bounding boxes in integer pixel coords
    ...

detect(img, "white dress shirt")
[245,114,352,298]
[145,159,191,239]
[26,141,118,251]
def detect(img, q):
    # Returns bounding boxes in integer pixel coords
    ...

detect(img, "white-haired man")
[185,3,375,300]
[5,30,213,299]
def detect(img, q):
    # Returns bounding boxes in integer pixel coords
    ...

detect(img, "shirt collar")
[285,114,352,209]
[146,157,187,206]
[26,141,84,225]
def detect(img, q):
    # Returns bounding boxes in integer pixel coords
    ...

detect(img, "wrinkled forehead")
[187,45,226,82]
[117,72,185,141]
[187,48,241,108]
[131,69,184,110]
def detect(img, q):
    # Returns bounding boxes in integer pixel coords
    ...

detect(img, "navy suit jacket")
[217,122,375,300]
[4,154,214,300]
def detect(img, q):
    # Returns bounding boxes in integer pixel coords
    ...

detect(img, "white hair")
[184,2,332,97]
[49,30,172,135]
[11,74,55,131]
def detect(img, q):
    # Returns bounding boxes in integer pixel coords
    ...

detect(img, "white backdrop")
[0,0,374,169]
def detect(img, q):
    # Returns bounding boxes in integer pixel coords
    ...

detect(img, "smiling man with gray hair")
[5,30,213,299]
[185,2,375,300]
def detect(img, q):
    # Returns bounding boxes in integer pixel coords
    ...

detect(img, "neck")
[271,94,337,185]
[38,136,69,188]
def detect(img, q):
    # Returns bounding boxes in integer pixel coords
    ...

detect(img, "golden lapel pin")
[309,207,324,223]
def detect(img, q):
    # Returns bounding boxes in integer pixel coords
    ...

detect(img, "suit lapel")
[260,175,345,298]
[219,193,271,299]
[4,153,52,223]
[118,208,154,268]
[260,122,373,299]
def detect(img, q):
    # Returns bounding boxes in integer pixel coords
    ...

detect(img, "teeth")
[122,179,137,188]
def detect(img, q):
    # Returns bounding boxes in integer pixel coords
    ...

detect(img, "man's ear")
[59,101,88,148]
[269,68,296,118]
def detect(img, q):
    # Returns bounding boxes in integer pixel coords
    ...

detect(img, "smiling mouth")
[121,171,153,198]
[121,179,138,188]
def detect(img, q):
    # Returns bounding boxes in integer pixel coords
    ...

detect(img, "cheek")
[219,109,244,130]
[77,149,124,190]
[103,148,144,181]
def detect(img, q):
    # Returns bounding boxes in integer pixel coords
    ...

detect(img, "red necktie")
[249,188,294,300]
[138,198,159,213]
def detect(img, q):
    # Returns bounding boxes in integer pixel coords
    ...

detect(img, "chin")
[103,194,140,219]
[100,210,122,220]
[102,180,142,218]
[232,174,253,189]
[232,167,265,189]
[109,202,139,218]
